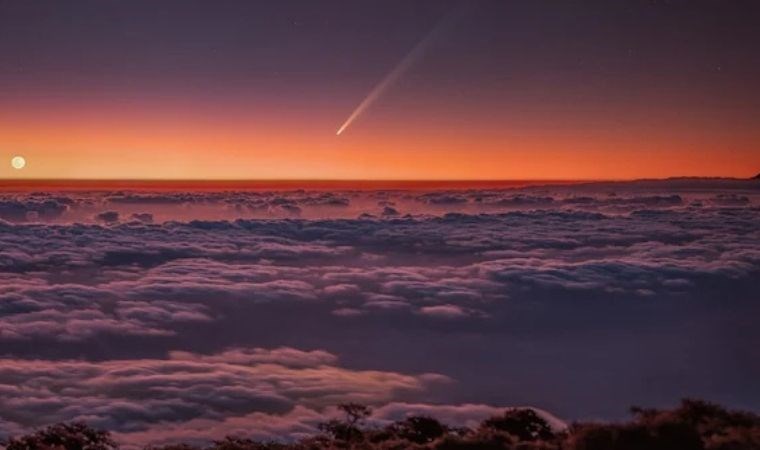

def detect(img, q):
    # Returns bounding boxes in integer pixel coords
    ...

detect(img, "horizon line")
[0,176,754,192]
[0,175,751,182]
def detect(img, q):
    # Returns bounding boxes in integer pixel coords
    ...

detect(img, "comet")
[336,11,461,136]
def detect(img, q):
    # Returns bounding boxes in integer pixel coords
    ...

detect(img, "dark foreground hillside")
[3,400,759,450]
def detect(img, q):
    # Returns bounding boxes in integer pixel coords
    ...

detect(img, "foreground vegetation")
[4,400,759,450]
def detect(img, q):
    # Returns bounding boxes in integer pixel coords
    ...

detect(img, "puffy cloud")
[416,193,469,205]
[381,206,400,217]
[167,347,338,368]
[0,347,448,446]
[95,210,120,223]
[0,180,759,443]
[372,402,567,431]
[711,193,751,206]
[0,283,213,341]
[0,198,68,222]
[418,304,471,318]
[130,212,154,223]
[1,188,759,343]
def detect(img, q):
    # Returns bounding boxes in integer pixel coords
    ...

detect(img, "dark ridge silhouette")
[753,172,760,179]
[3,400,759,450]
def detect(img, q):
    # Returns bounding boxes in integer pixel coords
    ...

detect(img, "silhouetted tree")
[208,437,289,450]
[568,421,704,450]
[4,422,117,450]
[145,444,201,450]
[433,428,516,450]
[317,403,373,448]
[339,403,373,429]
[629,399,760,450]
[481,409,554,442]
[317,420,358,444]
[390,416,449,444]
[5,400,759,450]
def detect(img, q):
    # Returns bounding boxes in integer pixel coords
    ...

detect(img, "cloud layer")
[0,347,449,445]
[0,179,758,446]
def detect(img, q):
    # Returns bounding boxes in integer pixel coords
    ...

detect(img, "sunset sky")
[1,0,759,180]
[2,2,760,443]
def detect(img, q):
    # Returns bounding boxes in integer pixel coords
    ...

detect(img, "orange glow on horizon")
[1,98,758,181]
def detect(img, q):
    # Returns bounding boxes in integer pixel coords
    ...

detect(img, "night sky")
[1,0,759,179]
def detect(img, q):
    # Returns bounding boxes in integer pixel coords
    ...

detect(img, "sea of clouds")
[0,179,758,447]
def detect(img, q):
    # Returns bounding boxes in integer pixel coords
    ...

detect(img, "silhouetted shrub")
[389,416,450,444]
[4,422,117,450]
[3,400,758,450]
[630,399,760,450]
[568,421,704,450]
[146,444,202,450]
[480,409,554,442]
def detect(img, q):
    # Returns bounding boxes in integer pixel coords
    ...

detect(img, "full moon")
[11,156,26,170]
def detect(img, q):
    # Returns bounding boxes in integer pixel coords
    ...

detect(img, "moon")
[11,155,26,170]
